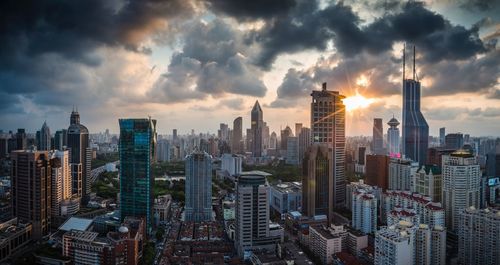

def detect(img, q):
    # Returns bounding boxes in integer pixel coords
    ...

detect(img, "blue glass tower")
[185,150,212,222]
[119,118,157,230]
[402,46,429,165]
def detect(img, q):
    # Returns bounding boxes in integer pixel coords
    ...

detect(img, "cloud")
[459,0,500,12]
[204,0,297,21]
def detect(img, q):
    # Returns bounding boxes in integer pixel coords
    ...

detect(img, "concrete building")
[383,191,444,227]
[442,150,481,232]
[269,182,301,215]
[352,189,377,234]
[458,207,500,265]
[445,133,464,150]
[156,139,171,162]
[185,151,212,222]
[37,121,51,151]
[375,221,415,265]
[345,180,381,211]
[387,117,400,156]
[11,150,52,240]
[372,118,384,155]
[285,136,299,165]
[439,128,445,147]
[311,82,346,208]
[67,109,91,199]
[280,126,293,155]
[413,165,442,203]
[388,157,418,191]
[0,218,33,263]
[221,153,242,176]
[251,101,264,157]
[387,207,419,226]
[310,225,343,264]
[153,195,172,226]
[298,127,311,165]
[365,154,390,190]
[232,117,243,154]
[50,150,72,217]
[235,172,281,256]
[415,224,446,265]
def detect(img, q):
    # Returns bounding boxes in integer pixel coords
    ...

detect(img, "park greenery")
[91,171,119,199]
[91,152,119,169]
[152,161,184,176]
[154,179,185,202]
[142,242,156,265]
[242,161,302,183]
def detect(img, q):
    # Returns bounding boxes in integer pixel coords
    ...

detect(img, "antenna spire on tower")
[413,45,416,80]
[403,43,406,81]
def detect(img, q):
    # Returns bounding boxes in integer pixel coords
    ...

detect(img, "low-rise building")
[310,225,342,265]
[0,218,32,263]
[269,182,302,215]
[153,194,172,226]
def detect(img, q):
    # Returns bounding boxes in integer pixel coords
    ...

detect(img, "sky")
[0,0,499,137]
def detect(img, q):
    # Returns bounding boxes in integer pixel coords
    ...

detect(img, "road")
[90,160,119,183]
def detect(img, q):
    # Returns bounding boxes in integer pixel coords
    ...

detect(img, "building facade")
[387,117,400,156]
[413,165,442,203]
[232,117,243,154]
[251,101,263,157]
[372,118,384,155]
[185,151,213,222]
[388,157,419,191]
[352,189,377,234]
[119,118,157,230]
[67,109,91,198]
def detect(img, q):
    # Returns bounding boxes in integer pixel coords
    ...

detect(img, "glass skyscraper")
[185,150,212,222]
[119,118,157,230]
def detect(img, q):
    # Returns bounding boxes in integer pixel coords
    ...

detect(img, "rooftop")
[58,217,93,232]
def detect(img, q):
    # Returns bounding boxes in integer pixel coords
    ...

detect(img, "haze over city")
[1,0,499,136]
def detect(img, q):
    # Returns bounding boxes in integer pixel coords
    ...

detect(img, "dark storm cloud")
[459,0,500,12]
[205,0,297,21]
[149,19,266,102]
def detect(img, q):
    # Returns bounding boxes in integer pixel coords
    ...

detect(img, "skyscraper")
[442,150,481,232]
[251,101,263,157]
[388,157,419,191]
[185,150,212,222]
[352,188,377,234]
[54,129,68,151]
[401,46,429,165]
[387,117,400,156]
[67,109,91,199]
[285,136,299,165]
[280,125,293,154]
[311,82,346,208]
[50,150,72,217]
[302,144,333,219]
[37,121,51,151]
[298,127,311,164]
[15,128,27,150]
[232,117,243,154]
[11,150,52,240]
[445,133,464,149]
[295,123,303,138]
[439,127,445,147]
[372,118,384,155]
[119,118,157,230]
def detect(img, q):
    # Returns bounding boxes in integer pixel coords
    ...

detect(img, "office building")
[153,195,172,226]
[235,172,280,256]
[220,153,242,176]
[54,129,68,151]
[387,207,419,226]
[185,150,213,222]
[11,150,51,240]
[15,129,27,151]
[298,127,311,164]
[280,126,293,154]
[119,118,157,230]
[372,118,384,155]
[445,133,464,150]
[302,144,333,219]
[0,218,33,263]
[383,191,445,227]
[269,132,277,150]
[232,117,243,154]
[387,117,400,156]
[388,157,418,191]
[486,153,500,177]
[401,46,429,165]
[365,154,390,190]
[67,109,91,198]
[375,221,416,265]
[439,128,445,147]
[310,225,342,264]
[458,207,500,265]
[352,189,377,234]
[414,165,442,203]
[251,101,263,157]
[442,150,480,232]
[286,136,299,165]
[156,139,170,162]
[37,121,51,151]
[50,150,72,217]
[311,82,346,208]
[269,182,302,215]
[218,123,229,143]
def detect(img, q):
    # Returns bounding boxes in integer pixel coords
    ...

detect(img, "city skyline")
[0,1,499,136]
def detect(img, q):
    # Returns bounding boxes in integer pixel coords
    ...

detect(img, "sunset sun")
[342,93,375,111]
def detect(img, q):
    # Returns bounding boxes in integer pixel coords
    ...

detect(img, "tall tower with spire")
[387,116,400,156]
[37,121,51,150]
[401,45,429,165]
[251,101,263,157]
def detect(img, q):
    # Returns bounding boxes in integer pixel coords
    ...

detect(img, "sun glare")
[342,93,375,111]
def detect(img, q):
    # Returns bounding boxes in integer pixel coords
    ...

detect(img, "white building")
[389,157,419,191]
[153,195,172,226]
[415,224,446,265]
[383,190,444,227]
[352,189,377,234]
[459,207,500,265]
[386,117,400,156]
[346,180,381,211]
[413,165,442,203]
[310,225,342,265]
[220,153,243,176]
[442,150,481,232]
[387,207,420,226]
[375,221,415,265]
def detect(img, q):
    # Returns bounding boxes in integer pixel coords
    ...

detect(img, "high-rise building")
[439,128,445,147]
[414,165,442,203]
[263,122,270,151]
[486,153,500,177]
[415,224,446,265]
[388,157,419,191]
[251,101,264,157]
[285,136,299,165]
[11,150,52,240]
[442,150,481,232]
[458,207,500,265]
[119,118,157,230]
[401,46,429,165]
[372,118,384,155]
[37,121,51,151]
[67,109,91,198]
[218,123,229,144]
[365,154,390,190]
[309,225,343,264]
[352,188,377,234]
[50,150,72,217]
[383,191,445,227]
[298,127,311,164]
[387,117,400,156]
[235,172,279,256]
[269,132,277,150]
[185,151,212,222]
[232,117,243,154]
[156,139,171,162]
[445,133,464,149]
[311,82,346,208]
[302,144,333,219]
[54,129,68,151]
[375,221,416,265]
[15,128,27,150]
[295,123,303,139]
[280,126,293,154]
